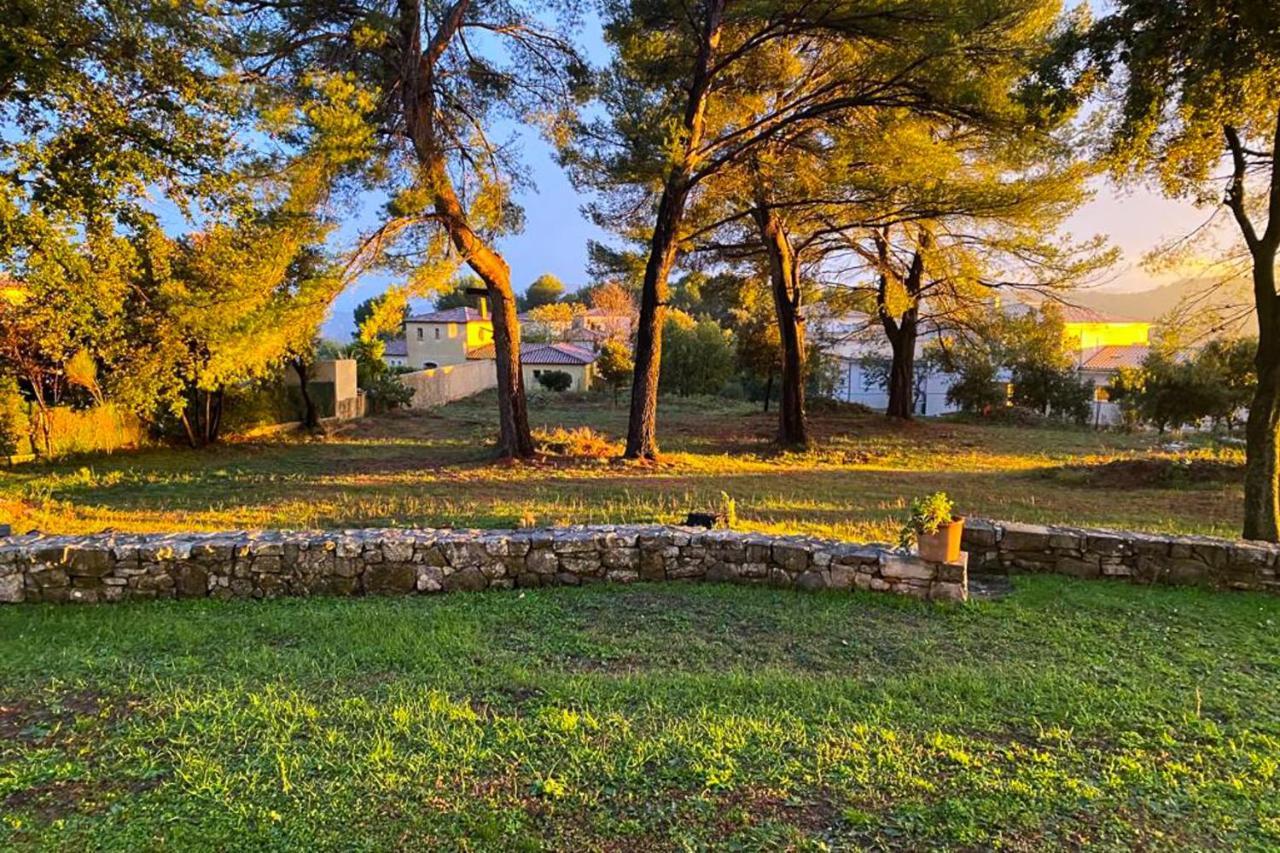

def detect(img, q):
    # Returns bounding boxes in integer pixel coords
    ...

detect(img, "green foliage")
[0,377,30,456]
[1078,1,1280,200]
[353,293,410,341]
[937,341,1006,415]
[364,371,414,412]
[434,278,483,310]
[523,274,566,310]
[596,339,634,405]
[898,491,955,548]
[1105,366,1147,431]
[660,312,735,398]
[1196,337,1256,428]
[536,370,574,393]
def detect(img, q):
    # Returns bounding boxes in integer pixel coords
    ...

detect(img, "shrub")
[537,370,574,393]
[533,426,619,458]
[595,339,634,405]
[365,372,415,412]
[0,378,30,456]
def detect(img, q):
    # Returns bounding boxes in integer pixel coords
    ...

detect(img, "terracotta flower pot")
[917,517,964,564]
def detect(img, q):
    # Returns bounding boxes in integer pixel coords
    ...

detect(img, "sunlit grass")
[0,393,1244,539]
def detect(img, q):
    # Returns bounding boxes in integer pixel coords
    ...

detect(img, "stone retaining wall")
[0,526,967,605]
[963,518,1279,593]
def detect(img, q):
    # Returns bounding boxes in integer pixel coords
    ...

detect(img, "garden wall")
[0,526,967,605]
[963,518,1279,593]
[399,360,497,409]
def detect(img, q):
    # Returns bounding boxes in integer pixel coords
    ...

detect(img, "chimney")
[464,286,489,320]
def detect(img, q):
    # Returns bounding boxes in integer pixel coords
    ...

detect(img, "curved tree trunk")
[625,0,725,460]
[398,0,533,459]
[751,200,807,446]
[874,227,929,421]
[1225,113,1280,540]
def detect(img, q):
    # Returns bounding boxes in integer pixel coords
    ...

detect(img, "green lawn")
[1,577,1278,849]
[0,393,1247,541]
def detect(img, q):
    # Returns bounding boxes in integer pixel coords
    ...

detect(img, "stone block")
[174,565,209,598]
[961,518,999,548]
[65,546,114,577]
[1055,555,1100,578]
[365,563,417,595]
[443,566,488,592]
[0,574,23,603]
[796,571,828,591]
[879,554,934,582]
[772,544,810,573]
[1000,522,1052,552]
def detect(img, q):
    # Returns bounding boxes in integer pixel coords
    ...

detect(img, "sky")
[309,8,1222,340]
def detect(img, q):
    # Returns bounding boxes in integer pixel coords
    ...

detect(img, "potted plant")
[899,491,964,563]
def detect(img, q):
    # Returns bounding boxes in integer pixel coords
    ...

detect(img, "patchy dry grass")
[0,392,1244,540]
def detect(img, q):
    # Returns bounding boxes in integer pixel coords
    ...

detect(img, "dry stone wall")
[0,526,968,606]
[963,518,1279,593]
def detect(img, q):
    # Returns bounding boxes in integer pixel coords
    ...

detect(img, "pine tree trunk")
[625,0,724,460]
[885,311,918,420]
[751,199,807,446]
[1244,259,1280,540]
[397,0,533,459]
[1228,112,1280,541]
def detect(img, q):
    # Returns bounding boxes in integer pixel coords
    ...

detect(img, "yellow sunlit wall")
[1063,321,1151,352]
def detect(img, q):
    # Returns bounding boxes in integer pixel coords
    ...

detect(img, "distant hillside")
[1068,277,1254,332]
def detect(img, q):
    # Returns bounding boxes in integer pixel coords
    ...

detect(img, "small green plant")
[537,370,574,393]
[719,491,737,529]
[898,491,954,549]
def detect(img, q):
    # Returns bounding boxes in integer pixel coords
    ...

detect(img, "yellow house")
[1058,305,1151,359]
[404,306,494,369]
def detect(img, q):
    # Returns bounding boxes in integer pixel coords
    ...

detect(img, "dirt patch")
[1053,457,1242,489]
[0,690,113,744]
[4,776,163,823]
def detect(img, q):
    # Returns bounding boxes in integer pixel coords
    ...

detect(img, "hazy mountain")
[1069,277,1253,330]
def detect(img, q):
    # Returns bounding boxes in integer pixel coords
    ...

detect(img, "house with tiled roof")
[468,342,598,392]
[401,304,494,369]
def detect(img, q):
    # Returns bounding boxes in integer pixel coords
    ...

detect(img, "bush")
[537,370,574,393]
[43,404,145,457]
[0,378,30,456]
[944,355,1005,414]
[1010,363,1093,424]
[365,371,415,412]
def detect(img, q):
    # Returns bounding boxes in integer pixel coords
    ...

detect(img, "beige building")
[468,342,598,392]
[403,306,494,369]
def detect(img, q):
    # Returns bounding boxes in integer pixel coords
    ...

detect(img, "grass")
[0,396,1273,848]
[1,577,1278,849]
[0,392,1247,540]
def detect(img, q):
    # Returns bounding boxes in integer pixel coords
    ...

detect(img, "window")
[416,327,423,340]
[533,369,542,378]
[434,328,441,339]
